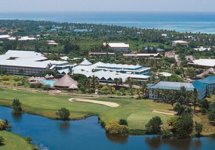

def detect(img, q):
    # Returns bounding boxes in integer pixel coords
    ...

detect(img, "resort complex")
[0,19,215,150]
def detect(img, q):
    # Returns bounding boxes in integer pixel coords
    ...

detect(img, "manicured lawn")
[0,131,33,150]
[0,88,173,131]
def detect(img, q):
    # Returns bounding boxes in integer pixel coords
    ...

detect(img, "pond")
[0,106,215,150]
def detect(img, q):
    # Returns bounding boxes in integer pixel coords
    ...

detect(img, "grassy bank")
[0,88,214,135]
[0,131,33,150]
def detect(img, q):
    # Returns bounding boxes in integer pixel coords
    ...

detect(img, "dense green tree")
[12,99,22,114]
[145,116,163,134]
[56,108,70,121]
[208,110,215,125]
[195,122,203,137]
[168,115,193,138]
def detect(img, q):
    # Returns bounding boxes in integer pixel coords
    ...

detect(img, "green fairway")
[0,88,175,131]
[0,131,33,150]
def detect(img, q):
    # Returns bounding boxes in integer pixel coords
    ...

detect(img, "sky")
[0,0,214,13]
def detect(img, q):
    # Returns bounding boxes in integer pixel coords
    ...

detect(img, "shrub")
[168,115,193,138]
[42,85,51,91]
[195,122,203,137]
[105,121,129,135]
[145,116,163,134]
[12,99,22,114]
[208,110,215,125]
[0,136,4,146]
[119,119,128,126]
[0,120,9,130]
[56,108,70,121]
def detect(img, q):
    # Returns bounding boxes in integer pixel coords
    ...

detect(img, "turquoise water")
[0,12,215,34]
[0,106,215,150]
[41,79,56,87]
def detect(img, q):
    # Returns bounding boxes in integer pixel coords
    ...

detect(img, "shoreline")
[1,105,215,137]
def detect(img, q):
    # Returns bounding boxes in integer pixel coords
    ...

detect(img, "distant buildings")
[103,42,129,52]
[0,50,70,75]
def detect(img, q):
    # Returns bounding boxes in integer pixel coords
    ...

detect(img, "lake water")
[0,12,215,34]
[0,106,215,150]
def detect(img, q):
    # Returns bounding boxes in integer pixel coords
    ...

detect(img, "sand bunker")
[153,110,176,116]
[69,98,119,108]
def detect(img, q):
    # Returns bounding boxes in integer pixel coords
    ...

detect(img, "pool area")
[41,79,56,87]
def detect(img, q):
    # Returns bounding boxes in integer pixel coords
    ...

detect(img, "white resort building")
[0,50,70,75]
[189,59,215,68]
[103,42,129,52]
[72,59,151,83]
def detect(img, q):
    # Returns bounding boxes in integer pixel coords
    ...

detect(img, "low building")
[0,50,69,76]
[103,42,129,52]
[189,59,215,68]
[47,40,58,46]
[148,81,195,99]
[194,46,211,52]
[148,76,215,100]
[123,53,161,59]
[172,40,189,47]
[89,52,115,56]
[197,76,215,95]
[72,59,150,83]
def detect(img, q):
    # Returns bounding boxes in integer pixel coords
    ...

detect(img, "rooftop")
[103,42,129,48]
[192,59,215,67]
[0,50,67,68]
[199,76,215,84]
[149,81,194,91]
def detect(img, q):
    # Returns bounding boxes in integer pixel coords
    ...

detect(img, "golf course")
[0,131,33,150]
[0,87,214,136]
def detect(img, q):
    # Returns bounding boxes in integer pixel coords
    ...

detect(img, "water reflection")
[145,136,162,150]
[57,121,70,132]
[11,113,22,122]
[106,133,128,144]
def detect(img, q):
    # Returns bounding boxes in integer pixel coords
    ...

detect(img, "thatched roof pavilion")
[54,74,78,89]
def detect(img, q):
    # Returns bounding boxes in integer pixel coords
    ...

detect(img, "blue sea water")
[0,12,215,34]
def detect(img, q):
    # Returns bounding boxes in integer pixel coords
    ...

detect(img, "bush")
[0,136,4,146]
[195,122,203,137]
[12,99,22,114]
[119,119,128,126]
[174,103,192,116]
[168,115,193,138]
[0,120,9,130]
[161,128,172,139]
[145,116,162,134]
[56,108,70,121]
[208,110,215,125]
[42,85,51,91]
[105,121,129,135]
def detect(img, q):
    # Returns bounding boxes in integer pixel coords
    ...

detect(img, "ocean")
[0,12,215,34]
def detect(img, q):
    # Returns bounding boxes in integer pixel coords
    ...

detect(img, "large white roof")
[0,50,67,68]
[0,35,10,39]
[103,43,129,48]
[192,59,215,67]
